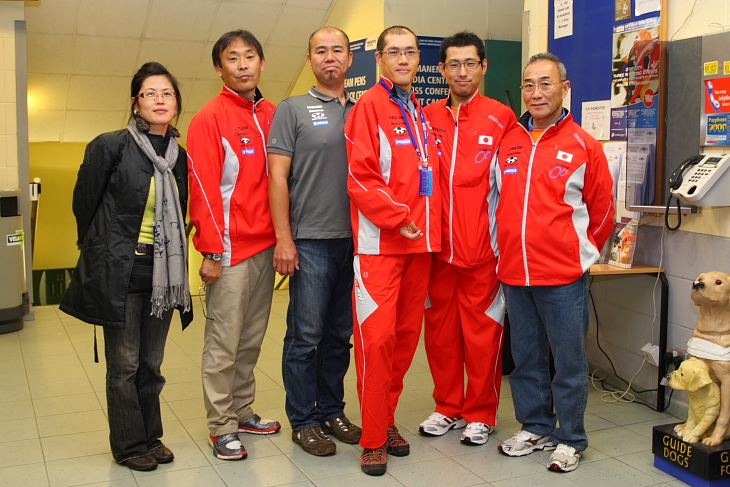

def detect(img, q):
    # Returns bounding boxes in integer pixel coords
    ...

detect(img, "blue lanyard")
[379,80,430,166]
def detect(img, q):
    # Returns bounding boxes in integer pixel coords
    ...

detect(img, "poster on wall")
[346,36,447,107]
[412,36,448,106]
[610,16,660,141]
[615,0,631,21]
[345,37,377,100]
[554,0,573,39]
[635,0,661,17]
[702,76,730,145]
[581,100,610,140]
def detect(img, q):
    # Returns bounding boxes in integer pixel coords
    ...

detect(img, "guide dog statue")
[669,357,721,444]
[687,271,730,446]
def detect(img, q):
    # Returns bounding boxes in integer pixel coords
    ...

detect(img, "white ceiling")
[24,0,336,143]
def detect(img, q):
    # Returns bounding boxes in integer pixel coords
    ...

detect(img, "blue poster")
[705,114,730,145]
[346,36,448,106]
[346,38,377,101]
[412,36,448,106]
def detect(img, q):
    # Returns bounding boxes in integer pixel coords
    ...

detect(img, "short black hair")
[308,26,350,54]
[212,30,264,68]
[130,62,182,123]
[377,25,419,52]
[439,31,484,63]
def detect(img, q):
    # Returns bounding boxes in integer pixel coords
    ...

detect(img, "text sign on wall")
[346,36,448,106]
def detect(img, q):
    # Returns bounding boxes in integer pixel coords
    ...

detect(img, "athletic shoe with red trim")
[386,425,410,456]
[419,412,467,436]
[361,445,387,476]
[209,433,247,460]
[498,430,556,457]
[238,414,281,435]
[547,444,582,472]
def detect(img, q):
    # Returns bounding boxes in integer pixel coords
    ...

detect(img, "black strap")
[93,325,99,363]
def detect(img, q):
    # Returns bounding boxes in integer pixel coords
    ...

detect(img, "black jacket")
[60,129,193,329]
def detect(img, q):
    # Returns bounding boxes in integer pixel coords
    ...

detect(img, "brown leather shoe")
[321,416,362,444]
[292,426,337,456]
[123,455,158,471]
[149,445,174,464]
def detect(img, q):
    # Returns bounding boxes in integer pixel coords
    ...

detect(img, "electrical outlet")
[641,343,660,367]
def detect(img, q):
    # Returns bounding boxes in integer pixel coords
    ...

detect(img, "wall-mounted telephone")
[670,153,730,205]
[666,153,730,231]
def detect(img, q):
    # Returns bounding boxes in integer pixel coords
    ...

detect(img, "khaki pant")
[202,247,275,436]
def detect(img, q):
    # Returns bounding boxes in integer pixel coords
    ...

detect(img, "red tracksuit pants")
[353,253,432,449]
[424,257,505,425]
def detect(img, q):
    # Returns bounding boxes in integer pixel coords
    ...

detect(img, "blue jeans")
[503,272,590,451]
[104,292,172,463]
[282,238,354,430]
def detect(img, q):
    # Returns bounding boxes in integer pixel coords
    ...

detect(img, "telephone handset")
[668,154,704,191]
[666,153,730,231]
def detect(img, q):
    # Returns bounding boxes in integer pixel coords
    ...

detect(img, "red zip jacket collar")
[219,85,266,110]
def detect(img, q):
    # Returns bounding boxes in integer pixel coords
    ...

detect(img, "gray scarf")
[127,119,191,317]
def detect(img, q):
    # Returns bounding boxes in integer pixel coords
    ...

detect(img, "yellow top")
[138,177,155,245]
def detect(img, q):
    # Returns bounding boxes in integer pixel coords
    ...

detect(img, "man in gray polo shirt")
[268,26,361,457]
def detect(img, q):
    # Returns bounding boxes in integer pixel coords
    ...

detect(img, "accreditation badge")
[419,166,433,196]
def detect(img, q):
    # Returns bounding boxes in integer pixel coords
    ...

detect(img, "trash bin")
[0,189,29,334]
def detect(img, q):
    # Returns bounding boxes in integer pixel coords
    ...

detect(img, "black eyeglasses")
[443,60,482,71]
[137,91,176,100]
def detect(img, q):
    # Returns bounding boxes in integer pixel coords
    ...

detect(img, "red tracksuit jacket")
[346,77,441,256]
[495,111,615,286]
[424,92,517,268]
[187,86,276,267]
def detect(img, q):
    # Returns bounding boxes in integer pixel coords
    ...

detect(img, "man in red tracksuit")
[188,30,281,462]
[420,31,517,446]
[495,53,615,473]
[345,25,440,476]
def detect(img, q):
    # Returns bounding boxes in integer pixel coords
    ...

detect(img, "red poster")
[705,77,730,113]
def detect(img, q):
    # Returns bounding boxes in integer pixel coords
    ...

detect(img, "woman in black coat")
[60,62,192,471]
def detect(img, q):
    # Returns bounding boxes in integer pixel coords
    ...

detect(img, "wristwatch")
[203,253,222,261]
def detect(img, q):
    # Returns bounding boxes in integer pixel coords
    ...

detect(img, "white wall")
[384,0,523,40]
[0,2,22,190]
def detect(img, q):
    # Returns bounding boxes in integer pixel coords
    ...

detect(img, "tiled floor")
[0,290,689,486]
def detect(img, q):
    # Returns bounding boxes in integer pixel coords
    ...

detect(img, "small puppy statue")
[687,271,730,446]
[670,357,721,443]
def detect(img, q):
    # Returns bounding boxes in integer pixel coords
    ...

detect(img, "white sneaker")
[498,430,556,457]
[460,422,493,445]
[547,444,582,472]
[419,412,467,436]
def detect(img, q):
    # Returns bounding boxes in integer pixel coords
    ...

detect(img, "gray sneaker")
[209,433,247,460]
[238,413,281,435]
[292,426,337,456]
[498,430,555,457]
[547,444,582,472]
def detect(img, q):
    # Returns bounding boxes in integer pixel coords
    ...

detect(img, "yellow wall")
[29,142,85,270]
[30,141,204,295]
[288,0,384,97]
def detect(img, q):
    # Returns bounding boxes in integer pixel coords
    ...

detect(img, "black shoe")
[123,455,158,471]
[149,445,174,464]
